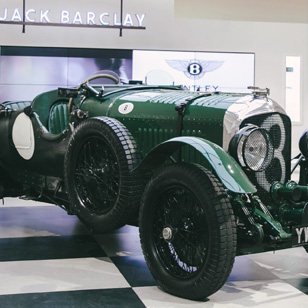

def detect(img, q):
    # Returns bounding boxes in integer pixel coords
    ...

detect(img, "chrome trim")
[223,95,286,151]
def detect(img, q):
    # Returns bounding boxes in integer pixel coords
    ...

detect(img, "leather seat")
[48,102,69,135]
[30,90,70,140]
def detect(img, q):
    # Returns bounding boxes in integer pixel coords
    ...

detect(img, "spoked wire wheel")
[74,136,120,215]
[65,117,144,233]
[139,162,237,300]
[153,186,209,278]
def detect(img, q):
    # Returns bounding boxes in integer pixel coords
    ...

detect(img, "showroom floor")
[0,198,307,308]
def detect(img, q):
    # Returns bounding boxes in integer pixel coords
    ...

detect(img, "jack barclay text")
[0,8,146,27]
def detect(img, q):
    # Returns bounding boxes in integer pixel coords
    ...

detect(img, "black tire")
[65,117,144,233]
[139,163,237,300]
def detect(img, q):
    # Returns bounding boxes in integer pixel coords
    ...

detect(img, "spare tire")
[65,116,143,233]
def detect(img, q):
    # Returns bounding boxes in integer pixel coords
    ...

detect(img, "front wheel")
[139,163,237,300]
[65,117,144,233]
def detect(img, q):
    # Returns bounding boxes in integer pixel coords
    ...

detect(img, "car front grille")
[240,113,291,205]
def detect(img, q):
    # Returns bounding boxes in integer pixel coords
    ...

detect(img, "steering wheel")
[68,72,121,112]
[85,71,120,85]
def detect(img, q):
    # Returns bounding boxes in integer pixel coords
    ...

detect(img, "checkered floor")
[0,198,308,308]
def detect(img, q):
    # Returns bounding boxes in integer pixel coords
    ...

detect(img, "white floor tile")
[210,280,308,307]
[248,248,308,280]
[134,280,308,308]
[229,255,279,281]
[133,286,207,308]
[2,197,52,207]
[0,225,60,238]
[0,257,130,295]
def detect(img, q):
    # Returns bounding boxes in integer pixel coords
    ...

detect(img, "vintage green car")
[0,72,307,300]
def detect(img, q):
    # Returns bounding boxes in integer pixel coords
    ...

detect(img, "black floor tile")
[0,206,89,235]
[0,288,146,308]
[0,235,106,261]
[0,205,68,222]
[111,255,157,287]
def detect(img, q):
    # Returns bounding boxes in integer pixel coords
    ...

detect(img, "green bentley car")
[0,72,307,300]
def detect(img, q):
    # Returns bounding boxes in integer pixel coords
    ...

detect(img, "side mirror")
[299,129,308,159]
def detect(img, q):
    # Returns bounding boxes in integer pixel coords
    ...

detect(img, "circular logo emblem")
[187,63,203,76]
[118,102,134,115]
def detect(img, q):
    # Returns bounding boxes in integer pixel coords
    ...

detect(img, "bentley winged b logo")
[165,59,224,80]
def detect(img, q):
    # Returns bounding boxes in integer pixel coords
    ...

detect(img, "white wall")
[0,0,307,153]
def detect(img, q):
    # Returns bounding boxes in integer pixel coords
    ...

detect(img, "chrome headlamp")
[229,125,274,172]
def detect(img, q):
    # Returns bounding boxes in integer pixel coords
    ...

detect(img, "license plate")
[292,225,308,247]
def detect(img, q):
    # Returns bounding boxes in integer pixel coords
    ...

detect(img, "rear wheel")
[65,117,143,233]
[139,163,237,300]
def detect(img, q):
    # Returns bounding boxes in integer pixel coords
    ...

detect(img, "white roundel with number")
[12,113,35,160]
[118,102,134,115]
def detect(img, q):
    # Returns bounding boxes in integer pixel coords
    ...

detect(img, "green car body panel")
[77,88,255,192]
[133,136,257,194]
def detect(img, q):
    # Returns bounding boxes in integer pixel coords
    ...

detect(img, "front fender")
[134,136,257,194]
